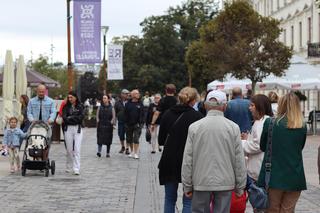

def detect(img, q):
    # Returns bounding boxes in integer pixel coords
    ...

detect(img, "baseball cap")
[206,90,227,105]
[121,89,130,94]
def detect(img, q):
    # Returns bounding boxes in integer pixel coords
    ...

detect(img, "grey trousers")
[192,190,232,213]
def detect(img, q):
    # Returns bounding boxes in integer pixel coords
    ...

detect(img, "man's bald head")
[232,87,242,99]
[37,84,47,99]
[131,89,140,101]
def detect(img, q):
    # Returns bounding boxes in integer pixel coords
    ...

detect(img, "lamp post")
[101,26,109,95]
[67,0,73,91]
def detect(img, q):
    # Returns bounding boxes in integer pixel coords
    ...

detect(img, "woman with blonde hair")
[158,87,203,213]
[258,92,307,213]
[268,91,279,116]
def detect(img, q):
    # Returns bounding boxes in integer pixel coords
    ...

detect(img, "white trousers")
[151,125,159,151]
[65,125,83,173]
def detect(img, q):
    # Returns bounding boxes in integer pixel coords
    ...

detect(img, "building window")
[271,0,273,13]
[284,29,287,45]
[291,25,294,48]
[277,0,280,10]
[308,17,311,43]
[299,22,302,47]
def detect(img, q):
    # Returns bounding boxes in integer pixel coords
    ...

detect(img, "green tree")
[109,1,218,93]
[139,0,218,91]
[186,1,292,94]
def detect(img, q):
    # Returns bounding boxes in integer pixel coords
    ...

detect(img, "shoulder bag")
[163,112,185,147]
[248,117,275,210]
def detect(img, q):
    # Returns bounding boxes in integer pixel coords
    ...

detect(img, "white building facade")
[223,0,320,59]
[252,0,320,60]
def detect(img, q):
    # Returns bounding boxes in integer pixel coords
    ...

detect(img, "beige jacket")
[182,110,246,193]
[242,115,269,180]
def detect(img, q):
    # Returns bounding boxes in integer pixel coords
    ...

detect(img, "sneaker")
[128,153,133,158]
[73,171,80,175]
[65,169,72,173]
[119,147,125,154]
[151,151,156,154]
[134,154,139,159]
[10,168,15,173]
[106,153,110,158]
[97,152,101,157]
[125,149,130,155]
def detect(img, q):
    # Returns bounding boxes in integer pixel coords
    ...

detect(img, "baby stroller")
[21,121,55,177]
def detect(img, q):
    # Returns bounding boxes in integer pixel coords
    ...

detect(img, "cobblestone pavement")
[0,128,319,213]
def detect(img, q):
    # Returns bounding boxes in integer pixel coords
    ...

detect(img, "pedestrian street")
[0,128,319,212]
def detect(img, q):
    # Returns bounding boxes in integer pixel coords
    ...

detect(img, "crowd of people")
[1,82,309,213]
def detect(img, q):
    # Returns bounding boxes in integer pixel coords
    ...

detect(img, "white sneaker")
[73,171,80,175]
[65,169,72,173]
[134,154,139,159]
[128,153,133,158]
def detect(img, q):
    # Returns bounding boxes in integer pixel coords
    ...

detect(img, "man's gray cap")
[121,89,130,94]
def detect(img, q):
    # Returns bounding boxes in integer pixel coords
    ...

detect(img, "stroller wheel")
[51,160,55,175]
[21,166,26,176]
[44,169,49,177]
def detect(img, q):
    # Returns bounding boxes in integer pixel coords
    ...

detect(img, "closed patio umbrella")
[2,50,15,126]
[16,55,27,116]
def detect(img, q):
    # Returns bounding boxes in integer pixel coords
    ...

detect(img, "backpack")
[143,97,152,107]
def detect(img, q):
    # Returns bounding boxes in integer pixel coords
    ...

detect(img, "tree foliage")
[111,0,218,93]
[186,1,292,93]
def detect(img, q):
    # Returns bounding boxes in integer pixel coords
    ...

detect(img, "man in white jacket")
[182,90,247,213]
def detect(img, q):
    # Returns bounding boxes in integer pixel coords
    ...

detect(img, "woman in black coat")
[158,87,203,213]
[96,95,115,158]
[62,91,85,175]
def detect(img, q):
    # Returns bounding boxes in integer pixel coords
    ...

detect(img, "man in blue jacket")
[224,87,252,133]
[27,84,56,124]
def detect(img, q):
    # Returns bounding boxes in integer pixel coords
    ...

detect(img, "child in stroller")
[21,121,55,177]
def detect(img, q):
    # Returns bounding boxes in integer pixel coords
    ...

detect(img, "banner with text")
[74,0,101,64]
[107,44,123,80]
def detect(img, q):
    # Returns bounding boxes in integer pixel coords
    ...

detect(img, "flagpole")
[67,0,73,91]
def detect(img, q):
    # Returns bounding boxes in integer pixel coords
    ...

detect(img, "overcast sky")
[0,0,190,65]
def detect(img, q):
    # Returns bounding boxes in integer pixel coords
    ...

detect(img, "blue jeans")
[164,182,191,213]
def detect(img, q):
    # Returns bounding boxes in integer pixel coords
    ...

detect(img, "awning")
[0,69,61,88]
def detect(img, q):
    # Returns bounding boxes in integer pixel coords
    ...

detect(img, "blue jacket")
[3,128,26,147]
[224,97,252,133]
[27,96,57,123]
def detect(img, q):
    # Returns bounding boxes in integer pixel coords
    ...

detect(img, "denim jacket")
[3,128,26,147]
[27,96,57,123]
[224,97,252,133]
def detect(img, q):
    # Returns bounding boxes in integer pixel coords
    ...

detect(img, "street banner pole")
[67,0,73,91]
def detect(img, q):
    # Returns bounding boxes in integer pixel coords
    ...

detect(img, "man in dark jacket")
[151,84,177,151]
[124,89,144,159]
[114,89,129,154]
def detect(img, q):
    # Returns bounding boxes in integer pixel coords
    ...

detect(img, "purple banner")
[73,0,101,64]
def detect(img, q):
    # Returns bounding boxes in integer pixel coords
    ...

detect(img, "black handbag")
[145,128,151,143]
[248,118,275,210]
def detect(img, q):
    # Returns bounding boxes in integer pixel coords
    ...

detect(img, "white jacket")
[242,115,269,180]
[182,110,247,193]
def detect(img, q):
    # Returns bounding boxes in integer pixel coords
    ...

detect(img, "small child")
[3,117,26,173]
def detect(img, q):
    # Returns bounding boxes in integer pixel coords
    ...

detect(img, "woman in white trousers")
[62,91,85,175]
